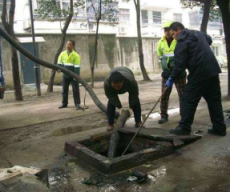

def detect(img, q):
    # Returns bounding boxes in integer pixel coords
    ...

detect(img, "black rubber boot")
[158,117,168,124]
[170,126,191,135]
[208,129,226,136]
[59,105,67,109]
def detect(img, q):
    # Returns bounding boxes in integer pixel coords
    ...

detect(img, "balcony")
[141,17,175,37]
[189,11,223,30]
[208,21,223,29]
[141,0,181,10]
[189,19,223,30]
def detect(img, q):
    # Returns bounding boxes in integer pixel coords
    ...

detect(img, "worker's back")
[175,29,221,82]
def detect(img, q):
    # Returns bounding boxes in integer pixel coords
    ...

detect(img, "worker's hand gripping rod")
[121,87,168,156]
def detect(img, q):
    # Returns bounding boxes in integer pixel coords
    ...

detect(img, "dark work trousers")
[179,75,226,133]
[160,77,186,118]
[62,76,80,106]
[107,98,142,125]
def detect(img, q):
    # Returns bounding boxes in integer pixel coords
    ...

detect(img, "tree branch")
[62,0,73,32]
[134,0,137,7]
[9,0,15,36]
[90,0,102,87]
[1,0,10,33]
[200,0,212,32]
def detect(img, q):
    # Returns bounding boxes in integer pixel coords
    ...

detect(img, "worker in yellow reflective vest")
[57,40,81,109]
[157,21,186,124]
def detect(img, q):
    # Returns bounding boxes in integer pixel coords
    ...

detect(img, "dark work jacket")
[170,29,221,82]
[104,67,139,109]
[161,57,187,79]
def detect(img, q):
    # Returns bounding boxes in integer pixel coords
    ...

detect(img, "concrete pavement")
[0,73,230,191]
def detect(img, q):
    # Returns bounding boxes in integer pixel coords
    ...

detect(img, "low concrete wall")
[1,34,161,88]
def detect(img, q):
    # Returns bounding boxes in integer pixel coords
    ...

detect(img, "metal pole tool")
[121,87,168,156]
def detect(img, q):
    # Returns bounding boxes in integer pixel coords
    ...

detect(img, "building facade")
[0,0,226,87]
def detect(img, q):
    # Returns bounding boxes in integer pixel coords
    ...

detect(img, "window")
[36,0,41,9]
[86,0,118,22]
[74,6,85,19]
[189,11,199,25]
[152,11,161,25]
[35,0,61,19]
[211,46,219,56]
[36,0,118,22]
[62,2,69,10]
[173,13,182,23]
[87,6,96,20]
[141,10,148,26]
[119,9,130,23]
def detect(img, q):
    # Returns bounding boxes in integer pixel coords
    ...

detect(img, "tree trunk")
[91,18,100,88]
[200,0,212,32]
[11,47,23,100]
[91,1,102,88]
[135,0,151,81]
[1,0,23,100]
[216,0,230,96]
[47,0,73,92]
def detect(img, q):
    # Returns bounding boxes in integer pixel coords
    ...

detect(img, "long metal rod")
[121,87,168,156]
[29,0,41,96]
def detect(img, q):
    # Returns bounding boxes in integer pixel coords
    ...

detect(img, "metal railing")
[189,15,223,29]
[141,18,162,27]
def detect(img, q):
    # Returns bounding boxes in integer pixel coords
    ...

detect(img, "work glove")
[165,77,173,88]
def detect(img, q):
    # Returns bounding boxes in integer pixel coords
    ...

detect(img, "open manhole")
[65,129,201,174]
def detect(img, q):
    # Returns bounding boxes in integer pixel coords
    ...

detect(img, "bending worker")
[167,22,226,136]
[157,21,186,124]
[104,67,142,131]
[57,40,82,110]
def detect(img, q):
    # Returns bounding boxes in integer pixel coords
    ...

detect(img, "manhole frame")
[65,129,184,174]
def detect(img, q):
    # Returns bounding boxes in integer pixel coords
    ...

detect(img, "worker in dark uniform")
[104,67,142,131]
[157,21,186,124]
[166,22,226,136]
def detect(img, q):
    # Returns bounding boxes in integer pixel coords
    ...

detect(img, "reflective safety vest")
[57,50,81,77]
[157,36,177,71]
